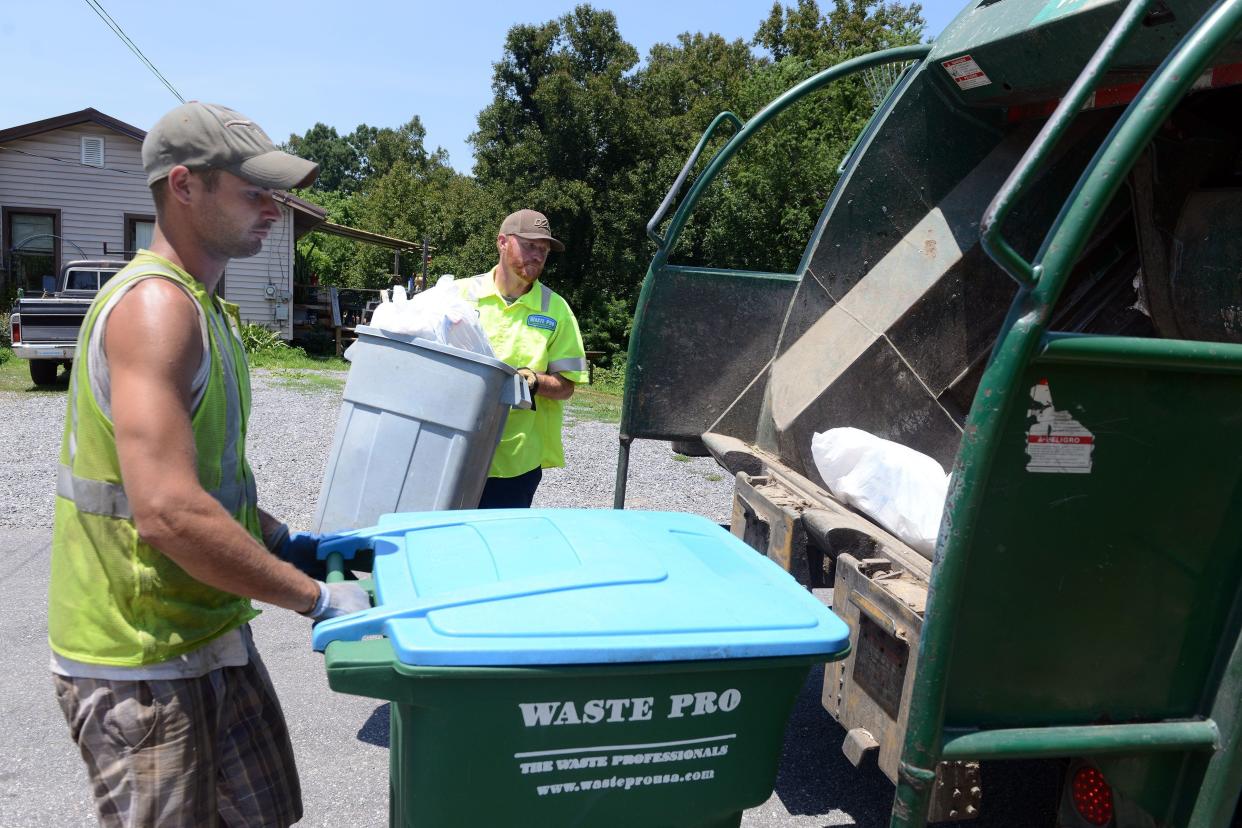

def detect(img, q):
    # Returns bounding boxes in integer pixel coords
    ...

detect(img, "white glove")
[302,581,370,620]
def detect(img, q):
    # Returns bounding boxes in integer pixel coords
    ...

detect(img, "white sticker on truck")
[942,55,992,90]
[1025,379,1094,473]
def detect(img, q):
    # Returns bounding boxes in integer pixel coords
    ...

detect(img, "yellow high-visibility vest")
[48,252,260,666]
[460,270,588,478]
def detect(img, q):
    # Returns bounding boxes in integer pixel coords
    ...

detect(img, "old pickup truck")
[9,259,124,386]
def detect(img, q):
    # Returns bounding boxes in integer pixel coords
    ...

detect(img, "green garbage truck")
[616,0,1242,823]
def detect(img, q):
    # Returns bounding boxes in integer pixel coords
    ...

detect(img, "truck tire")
[29,360,59,386]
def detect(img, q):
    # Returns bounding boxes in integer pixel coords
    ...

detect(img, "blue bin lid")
[311,510,850,666]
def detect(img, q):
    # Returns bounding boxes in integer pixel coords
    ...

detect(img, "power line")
[83,0,185,104]
[0,145,147,177]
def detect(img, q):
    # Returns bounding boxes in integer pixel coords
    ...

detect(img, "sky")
[2,0,963,174]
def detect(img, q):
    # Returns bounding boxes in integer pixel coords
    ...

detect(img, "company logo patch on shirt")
[527,314,557,331]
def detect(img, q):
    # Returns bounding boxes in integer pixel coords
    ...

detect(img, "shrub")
[240,323,285,355]
[591,351,627,393]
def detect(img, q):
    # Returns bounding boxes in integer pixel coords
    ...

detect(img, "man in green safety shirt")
[47,101,369,827]
[460,209,589,508]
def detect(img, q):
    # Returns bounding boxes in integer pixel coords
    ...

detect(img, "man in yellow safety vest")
[47,101,369,827]
[459,209,589,508]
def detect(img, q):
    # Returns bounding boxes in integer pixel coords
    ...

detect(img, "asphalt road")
[2,526,1064,827]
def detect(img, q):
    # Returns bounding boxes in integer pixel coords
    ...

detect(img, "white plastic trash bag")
[368,276,494,357]
[810,427,949,556]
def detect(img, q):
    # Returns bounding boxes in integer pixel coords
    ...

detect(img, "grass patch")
[567,385,621,423]
[243,325,347,392]
[0,350,69,394]
[263,368,346,393]
[247,349,348,372]
[672,453,691,462]
[706,473,724,482]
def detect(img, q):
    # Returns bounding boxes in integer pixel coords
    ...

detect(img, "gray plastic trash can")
[313,325,529,533]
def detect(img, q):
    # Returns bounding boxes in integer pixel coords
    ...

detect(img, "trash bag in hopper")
[810,427,949,556]
[368,276,494,358]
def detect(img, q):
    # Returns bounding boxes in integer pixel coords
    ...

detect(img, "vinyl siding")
[1,123,294,338]
[222,205,295,338]
[0,125,150,261]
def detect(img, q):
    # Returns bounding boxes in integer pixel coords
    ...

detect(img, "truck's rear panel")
[619,0,1242,817]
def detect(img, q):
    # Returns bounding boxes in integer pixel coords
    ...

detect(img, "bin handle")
[506,371,534,410]
[310,559,666,652]
[325,551,345,583]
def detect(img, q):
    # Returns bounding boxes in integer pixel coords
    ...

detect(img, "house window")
[3,207,60,294]
[124,213,156,258]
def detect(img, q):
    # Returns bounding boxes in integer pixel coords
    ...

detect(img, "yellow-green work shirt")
[459,269,588,478]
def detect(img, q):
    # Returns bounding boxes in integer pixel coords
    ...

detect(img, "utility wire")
[83,0,185,104]
[0,145,147,177]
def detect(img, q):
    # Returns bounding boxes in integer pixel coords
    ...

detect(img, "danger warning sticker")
[1025,379,1094,473]
[941,55,992,90]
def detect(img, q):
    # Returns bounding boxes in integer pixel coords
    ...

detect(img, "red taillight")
[10,319,19,344]
[1072,766,1114,826]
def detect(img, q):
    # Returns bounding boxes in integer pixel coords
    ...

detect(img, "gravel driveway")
[2,370,735,532]
[4,369,878,827]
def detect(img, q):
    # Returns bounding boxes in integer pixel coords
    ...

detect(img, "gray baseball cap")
[142,101,319,189]
[500,209,565,252]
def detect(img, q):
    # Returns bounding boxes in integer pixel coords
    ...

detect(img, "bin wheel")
[29,360,59,386]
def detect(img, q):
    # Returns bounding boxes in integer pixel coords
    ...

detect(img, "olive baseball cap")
[142,101,319,189]
[499,209,565,252]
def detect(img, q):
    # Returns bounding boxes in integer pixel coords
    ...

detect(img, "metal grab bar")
[979,0,1152,289]
[650,44,930,262]
[647,111,742,246]
[1033,0,1242,309]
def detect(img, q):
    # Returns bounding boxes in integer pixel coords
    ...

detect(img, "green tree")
[291,188,360,287]
[674,0,925,272]
[285,0,923,360]
[471,5,667,358]
[285,123,364,193]
[755,0,924,60]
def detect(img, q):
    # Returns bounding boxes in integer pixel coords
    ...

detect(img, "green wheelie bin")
[312,508,851,827]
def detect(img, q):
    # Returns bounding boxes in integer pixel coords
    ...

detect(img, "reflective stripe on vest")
[57,463,256,518]
[548,356,587,374]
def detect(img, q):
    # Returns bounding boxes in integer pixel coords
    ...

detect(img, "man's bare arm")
[531,371,575,401]
[107,280,319,613]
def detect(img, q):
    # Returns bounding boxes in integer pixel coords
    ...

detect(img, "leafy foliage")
[283,0,924,365]
[239,322,286,355]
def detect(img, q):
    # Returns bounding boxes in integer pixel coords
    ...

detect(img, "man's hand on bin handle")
[301,581,370,620]
[517,367,539,394]
[266,523,328,579]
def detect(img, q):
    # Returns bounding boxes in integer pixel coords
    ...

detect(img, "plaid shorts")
[53,643,302,827]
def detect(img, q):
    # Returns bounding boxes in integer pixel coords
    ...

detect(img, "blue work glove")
[267,523,374,578]
[268,524,329,580]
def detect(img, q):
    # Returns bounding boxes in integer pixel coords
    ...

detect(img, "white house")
[0,108,332,338]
